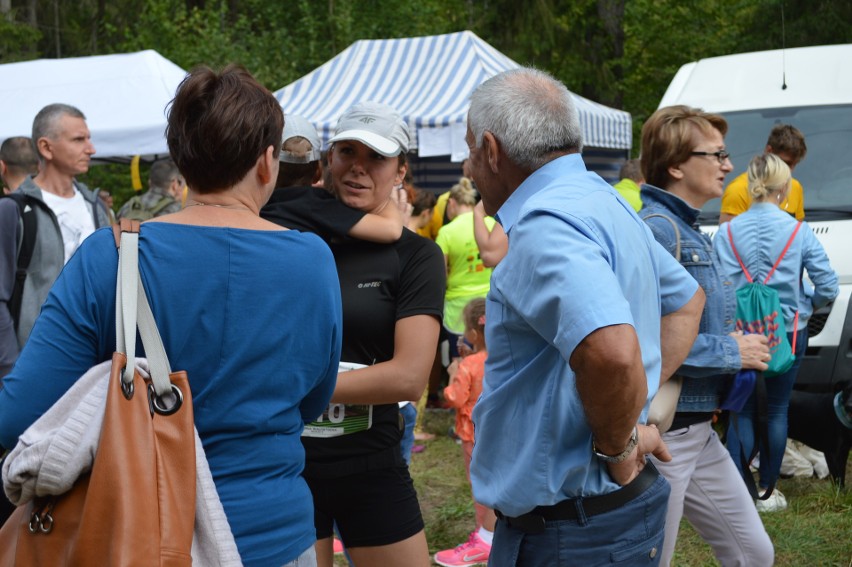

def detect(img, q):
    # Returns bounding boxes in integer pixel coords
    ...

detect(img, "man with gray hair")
[466,68,705,566]
[0,137,39,194]
[0,103,110,374]
[117,158,183,220]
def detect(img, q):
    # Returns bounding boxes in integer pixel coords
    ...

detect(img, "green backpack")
[120,195,174,221]
[727,222,802,377]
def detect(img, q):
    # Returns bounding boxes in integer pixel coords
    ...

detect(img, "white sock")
[477,526,493,545]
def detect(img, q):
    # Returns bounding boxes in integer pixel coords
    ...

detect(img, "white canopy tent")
[274,31,632,187]
[0,50,187,160]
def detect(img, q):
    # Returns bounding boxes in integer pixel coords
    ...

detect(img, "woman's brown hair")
[640,105,727,190]
[166,64,283,194]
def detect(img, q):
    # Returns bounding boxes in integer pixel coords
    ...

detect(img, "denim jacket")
[641,185,740,411]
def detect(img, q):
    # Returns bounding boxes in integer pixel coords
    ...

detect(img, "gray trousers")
[651,420,774,567]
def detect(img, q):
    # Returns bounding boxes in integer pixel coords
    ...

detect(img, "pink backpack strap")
[764,222,803,284]
[765,221,803,351]
[726,223,753,283]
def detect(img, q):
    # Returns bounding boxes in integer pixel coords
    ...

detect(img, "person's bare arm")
[718,212,735,224]
[571,324,672,485]
[347,197,404,243]
[659,287,705,383]
[331,314,439,404]
[473,201,508,267]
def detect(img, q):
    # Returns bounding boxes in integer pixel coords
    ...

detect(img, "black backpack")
[2,193,44,332]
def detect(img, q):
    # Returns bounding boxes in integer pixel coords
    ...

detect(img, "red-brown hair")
[166,64,283,193]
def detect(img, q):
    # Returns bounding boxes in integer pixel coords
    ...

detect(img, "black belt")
[495,464,660,534]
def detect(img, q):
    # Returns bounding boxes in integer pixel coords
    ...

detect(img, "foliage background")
[2,0,851,203]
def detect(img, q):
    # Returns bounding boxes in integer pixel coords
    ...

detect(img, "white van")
[659,44,852,389]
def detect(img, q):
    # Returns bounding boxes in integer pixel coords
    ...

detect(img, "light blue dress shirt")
[715,203,838,331]
[470,154,698,517]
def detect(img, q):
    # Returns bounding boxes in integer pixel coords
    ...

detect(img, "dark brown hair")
[166,64,283,193]
[640,105,728,189]
[411,188,437,216]
[766,124,807,163]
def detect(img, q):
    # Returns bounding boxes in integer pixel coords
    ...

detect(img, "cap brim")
[328,129,401,157]
[278,148,322,164]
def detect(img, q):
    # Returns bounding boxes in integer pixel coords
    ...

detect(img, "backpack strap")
[149,196,175,216]
[4,193,40,331]
[726,223,753,283]
[764,222,802,284]
[765,221,803,352]
[642,213,682,260]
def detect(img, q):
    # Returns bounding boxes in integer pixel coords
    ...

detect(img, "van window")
[700,104,852,224]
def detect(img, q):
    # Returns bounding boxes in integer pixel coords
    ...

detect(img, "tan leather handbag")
[642,212,685,434]
[647,376,683,434]
[0,220,196,566]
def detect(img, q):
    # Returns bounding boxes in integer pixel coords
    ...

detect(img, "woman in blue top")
[715,153,838,512]
[639,105,774,567]
[0,65,342,567]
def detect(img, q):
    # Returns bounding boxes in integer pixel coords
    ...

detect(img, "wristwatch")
[593,426,638,463]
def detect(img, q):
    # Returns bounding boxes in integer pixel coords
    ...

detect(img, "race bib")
[302,362,373,438]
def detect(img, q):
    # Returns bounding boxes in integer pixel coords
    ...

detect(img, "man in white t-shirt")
[1,103,111,361]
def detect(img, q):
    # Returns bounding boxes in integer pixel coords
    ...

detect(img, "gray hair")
[468,67,582,171]
[31,103,86,162]
[149,158,180,192]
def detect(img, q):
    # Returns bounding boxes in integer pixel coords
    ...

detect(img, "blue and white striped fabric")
[274,31,632,153]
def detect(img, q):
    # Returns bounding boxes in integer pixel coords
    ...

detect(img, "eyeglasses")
[690,150,730,164]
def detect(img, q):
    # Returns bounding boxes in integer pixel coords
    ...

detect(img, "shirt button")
[692,254,700,262]
[649,547,658,559]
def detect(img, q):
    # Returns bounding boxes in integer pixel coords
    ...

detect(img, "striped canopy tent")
[274,31,632,186]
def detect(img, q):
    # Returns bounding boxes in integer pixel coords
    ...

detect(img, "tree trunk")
[0,0,11,23]
[54,0,61,58]
[597,0,626,108]
[27,0,37,27]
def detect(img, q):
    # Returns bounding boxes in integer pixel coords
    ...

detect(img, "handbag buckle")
[27,501,55,534]
[147,382,184,416]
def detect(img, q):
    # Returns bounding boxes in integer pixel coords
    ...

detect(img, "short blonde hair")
[640,105,728,189]
[747,153,791,201]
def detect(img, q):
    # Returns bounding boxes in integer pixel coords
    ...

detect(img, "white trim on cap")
[328,129,402,157]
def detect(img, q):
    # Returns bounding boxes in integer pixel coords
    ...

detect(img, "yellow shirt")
[613,178,642,212]
[418,191,450,240]
[721,172,804,220]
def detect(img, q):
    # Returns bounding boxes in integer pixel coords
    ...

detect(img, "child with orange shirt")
[434,298,496,567]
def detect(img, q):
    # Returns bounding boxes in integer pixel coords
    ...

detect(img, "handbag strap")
[112,219,173,397]
[642,213,682,260]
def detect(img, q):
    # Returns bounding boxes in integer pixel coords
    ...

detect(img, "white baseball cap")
[328,101,410,157]
[279,114,322,164]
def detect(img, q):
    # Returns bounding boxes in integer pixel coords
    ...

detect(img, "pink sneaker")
[434,532,491,566]
[333,537,345,555]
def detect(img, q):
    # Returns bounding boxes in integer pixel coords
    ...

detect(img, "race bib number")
[302,362,373,438]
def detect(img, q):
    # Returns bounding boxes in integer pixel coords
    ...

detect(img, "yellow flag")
[130,155,143,191]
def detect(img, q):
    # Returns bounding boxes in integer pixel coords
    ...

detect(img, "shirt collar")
[640,183,702,227]
[496,154,585,233]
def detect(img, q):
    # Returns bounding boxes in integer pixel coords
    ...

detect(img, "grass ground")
[405,410,852,567]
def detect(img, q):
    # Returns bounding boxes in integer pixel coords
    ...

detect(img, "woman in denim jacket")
[715,154,838,512]
[638,106,774,567]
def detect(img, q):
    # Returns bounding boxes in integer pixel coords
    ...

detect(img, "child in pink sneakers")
[435,298,495,567]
